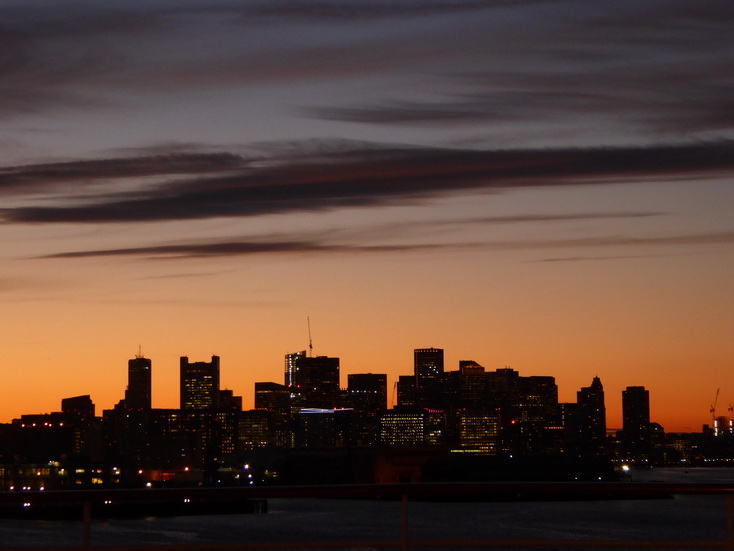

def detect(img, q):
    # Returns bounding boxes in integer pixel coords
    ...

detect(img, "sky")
[1,0,733,432]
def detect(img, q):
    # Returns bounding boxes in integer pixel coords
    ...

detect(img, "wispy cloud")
[0,152,247,195]
[38,240,457,260]
[1,140,732,224]
[36,230,734,261]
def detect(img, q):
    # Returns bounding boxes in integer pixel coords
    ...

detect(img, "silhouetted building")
[622,386,650,444]
[61,395,95,418]
[396,375,418,408]
[180,356,220,410]
[286,352,340,410]
[345,373,388,445]
[575,376,607,455]
[219,389,243,411]
[414,348,444,408]
[125,355,152,410]
[296,408,354,447]
[347,373,388,411]
[459,361,487,409]
[254,381,292,446]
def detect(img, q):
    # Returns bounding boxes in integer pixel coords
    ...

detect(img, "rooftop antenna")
[307,317,313,357]
[137,344,143,359]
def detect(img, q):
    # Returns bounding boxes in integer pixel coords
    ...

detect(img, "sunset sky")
[1,0,733,432]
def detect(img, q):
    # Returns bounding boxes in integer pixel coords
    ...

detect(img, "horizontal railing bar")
[0,540,731,551]
[2,481,734,504]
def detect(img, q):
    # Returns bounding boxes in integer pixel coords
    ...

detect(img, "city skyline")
[1,1,733,434]
[0,345,702,434]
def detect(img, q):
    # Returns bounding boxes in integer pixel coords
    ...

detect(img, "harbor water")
[0,467,732,549]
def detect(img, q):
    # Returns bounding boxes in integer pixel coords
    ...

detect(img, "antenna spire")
[307,317,313,357]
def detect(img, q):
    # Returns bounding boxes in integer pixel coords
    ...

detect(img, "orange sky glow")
[1,1,733,433]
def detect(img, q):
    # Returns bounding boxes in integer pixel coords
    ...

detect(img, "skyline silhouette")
[1,1,732,434]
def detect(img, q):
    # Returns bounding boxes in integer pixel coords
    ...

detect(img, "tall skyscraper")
[414,347,444,408]
[414,348,444,386]
[125,355,152,410]
[180,355,220,410]
[576,376,606,450]
[284,351,306,389]
[622,385,650,443]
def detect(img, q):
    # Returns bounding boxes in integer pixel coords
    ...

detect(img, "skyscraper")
[576,376,606,452]
[125,355,152,410]
[346,373,388,412]
[286,352,340,409]
[622,385,651,445]
[414,348,444,386]
[180,355,220,410]
[414,347,444,408]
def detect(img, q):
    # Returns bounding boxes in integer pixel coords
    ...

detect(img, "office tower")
[255,382,289,411]
[459,361,486,409]
[456,410,501,454]
[414,347,444,386]
[379,410,425,446]
[239,410,275,449]
[345,373,388,445]
[254,382,293,447]
[286,352,340,409]
[180,356,220,410]
[295,408,354,448]
[218,389,243,411]
[622,385,650,444]
[285,351,306,388]
[125,355,152,410]
[61,395,95,418]
[347,373,388,411]
[396,375,418,408]
[521,376,559,423]
[414,347,444,409]
[576,376,606,451]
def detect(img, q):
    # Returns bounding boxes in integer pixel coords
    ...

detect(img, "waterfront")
[0,468,732,549]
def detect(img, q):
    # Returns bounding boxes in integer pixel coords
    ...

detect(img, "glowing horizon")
[1,1,732,435]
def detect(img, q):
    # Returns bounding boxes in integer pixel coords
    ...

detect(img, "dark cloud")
[228,0,498,20]
[2,0,732,145]
[39,240,454,260]
[1,140,732,224]
[300,1,734,138]
[534,254,680,263]
[0,152,247,194]
[458,213,662,225]
[36,230,734,261]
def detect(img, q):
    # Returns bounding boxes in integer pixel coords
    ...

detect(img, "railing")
[1,481,733,550]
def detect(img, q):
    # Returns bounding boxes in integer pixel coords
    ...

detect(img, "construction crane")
[710,388,720,435]
[307,316,313,357]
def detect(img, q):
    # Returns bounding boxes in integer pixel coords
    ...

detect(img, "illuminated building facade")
[456,410,500,454]
[180,356,220,410]
[379,410,425,446]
